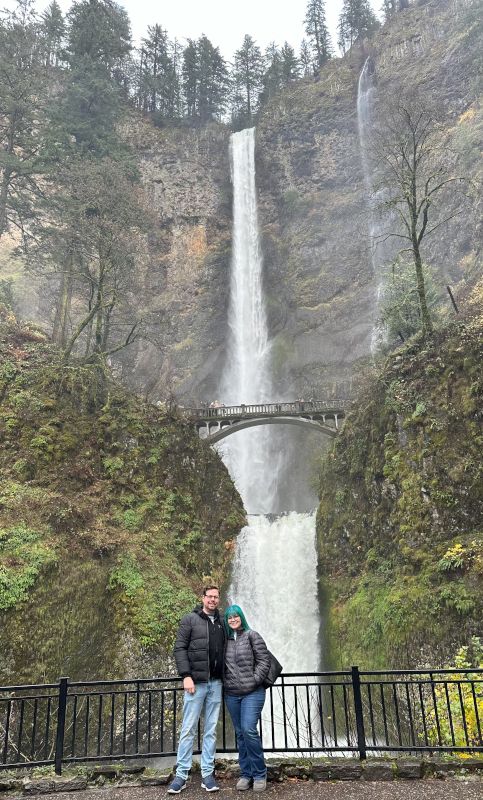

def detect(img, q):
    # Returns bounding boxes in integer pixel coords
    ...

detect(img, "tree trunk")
[52,254,74,346]
[0,170,11,238]
[412,233,433,336]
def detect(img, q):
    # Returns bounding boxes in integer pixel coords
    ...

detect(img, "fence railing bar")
[1,669,482,771]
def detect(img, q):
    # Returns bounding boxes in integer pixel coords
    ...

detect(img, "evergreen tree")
[40,0,65,68]
[182,39,198,117]
[0,0,48,238]
[196,35,228,122]
[338,0,380,53]
[299,38,313,77]
[262,43,283,102]
[54,0,132,154]
[232,35,264,127]
[139,24,175,115]
[304,0,331,72]
[280,42,300,84]
[182,35,228,121]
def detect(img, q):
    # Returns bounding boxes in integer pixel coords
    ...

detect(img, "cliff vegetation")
[0,308,245,684]
[317,295,483,669]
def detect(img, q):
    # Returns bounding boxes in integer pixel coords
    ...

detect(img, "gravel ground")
[23,779,482,800]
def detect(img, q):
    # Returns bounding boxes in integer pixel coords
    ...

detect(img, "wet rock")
[52,777,88,792]
[362,760,395,780]
[328,761,363,780]
[396,760,423,779]
[23,779,56,794]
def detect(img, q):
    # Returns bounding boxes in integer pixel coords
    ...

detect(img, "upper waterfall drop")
[219,127,279,514]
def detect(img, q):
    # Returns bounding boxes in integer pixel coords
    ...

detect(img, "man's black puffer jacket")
[223,629,271,696]
[174,605,224,682]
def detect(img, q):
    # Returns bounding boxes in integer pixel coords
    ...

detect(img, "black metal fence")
[1,668,481,773]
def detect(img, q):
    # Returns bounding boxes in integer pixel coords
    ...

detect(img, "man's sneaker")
[236,777,252,790]
[201,773,220,792]
[167,776,187,794]
[253,777,267,792]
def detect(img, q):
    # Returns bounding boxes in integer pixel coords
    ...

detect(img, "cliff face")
[255,0,481,401]
[316,301,483,669]
[0,309,245,683]
[111,120,233,406]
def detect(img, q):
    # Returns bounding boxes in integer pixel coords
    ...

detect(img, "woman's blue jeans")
[225,687,266,780]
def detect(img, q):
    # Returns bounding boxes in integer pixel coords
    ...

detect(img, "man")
[167,585,225,794]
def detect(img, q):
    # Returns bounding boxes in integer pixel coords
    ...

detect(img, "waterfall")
[357,57,392,353]
[219,128,321,674]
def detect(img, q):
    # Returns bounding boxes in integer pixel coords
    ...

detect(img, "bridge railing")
[1,668,481,772]
[181,399,352,420]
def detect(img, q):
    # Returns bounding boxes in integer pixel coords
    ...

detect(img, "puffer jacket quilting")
[173,605,224,683]
[223,629,271,696]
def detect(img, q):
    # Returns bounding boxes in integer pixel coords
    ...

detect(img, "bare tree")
[370,96,465,336]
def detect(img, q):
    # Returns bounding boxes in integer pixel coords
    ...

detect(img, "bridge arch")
[200,415,338,444]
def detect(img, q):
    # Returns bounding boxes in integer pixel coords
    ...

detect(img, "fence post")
[54,678,69,775]
[351,666,367,760]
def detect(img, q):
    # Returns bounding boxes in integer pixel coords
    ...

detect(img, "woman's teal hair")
[224,604,250,638]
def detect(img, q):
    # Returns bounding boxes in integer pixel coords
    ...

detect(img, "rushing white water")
[219,128,321,675]
[357,57,390,353]
[228,512,320,671]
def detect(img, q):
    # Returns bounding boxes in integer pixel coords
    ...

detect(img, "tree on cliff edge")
[338,0,379,53]
[371,98,465,337]
[304,0,332,72]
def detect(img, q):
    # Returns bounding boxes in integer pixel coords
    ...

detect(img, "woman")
[223,605,271,792]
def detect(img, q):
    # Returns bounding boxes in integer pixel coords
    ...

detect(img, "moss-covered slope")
[317,312,482,669]
[0,309,245,683]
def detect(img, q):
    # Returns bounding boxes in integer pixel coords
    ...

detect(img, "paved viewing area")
[17,780,482,800]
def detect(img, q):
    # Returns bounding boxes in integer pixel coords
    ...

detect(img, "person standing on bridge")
[223,605,270,792]
[167,586,225,794]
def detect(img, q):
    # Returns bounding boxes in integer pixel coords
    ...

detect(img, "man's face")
[202,589,220,615]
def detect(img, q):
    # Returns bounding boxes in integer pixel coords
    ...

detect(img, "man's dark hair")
[203,585,220,595]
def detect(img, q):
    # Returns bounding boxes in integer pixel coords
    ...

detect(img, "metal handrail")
[1,668,481,773]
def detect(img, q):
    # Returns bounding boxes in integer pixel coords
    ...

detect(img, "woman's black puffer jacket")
[224,629,271,696]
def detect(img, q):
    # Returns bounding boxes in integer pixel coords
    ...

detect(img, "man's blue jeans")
[225,687,266,780]
[175,679,222,780]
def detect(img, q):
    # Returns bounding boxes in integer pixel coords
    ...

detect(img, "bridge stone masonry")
[180,400,352,443]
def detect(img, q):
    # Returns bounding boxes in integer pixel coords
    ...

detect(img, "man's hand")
[183,676,195,694]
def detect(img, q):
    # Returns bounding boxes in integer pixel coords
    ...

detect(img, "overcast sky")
[33,0,382,59]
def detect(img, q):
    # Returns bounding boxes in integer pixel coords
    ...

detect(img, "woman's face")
[227,613,242,631]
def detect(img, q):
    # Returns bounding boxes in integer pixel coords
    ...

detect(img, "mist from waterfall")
[219,128,321,673]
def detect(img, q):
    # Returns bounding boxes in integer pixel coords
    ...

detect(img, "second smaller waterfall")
[357,57,393,352]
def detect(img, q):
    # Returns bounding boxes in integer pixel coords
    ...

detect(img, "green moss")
[317,320,483,668]
[0,524,56,610]
[0,311,245,682]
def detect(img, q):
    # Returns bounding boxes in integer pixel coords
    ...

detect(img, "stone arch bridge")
[180,400,351,444]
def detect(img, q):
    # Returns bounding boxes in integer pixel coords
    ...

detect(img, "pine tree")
[304,0,332,72]
[280,42,300,84]
[55,0,132,154]
[262,43,283,102]
[196,35,228,122]
[232,35,264,127]
[139,24,174,115]
[338,0,380,53]
[299,39,313,77]
[40,0,65,68]
[0,0,48,238]
[182,39,198,118]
